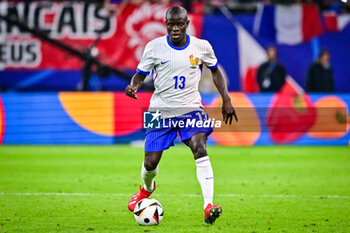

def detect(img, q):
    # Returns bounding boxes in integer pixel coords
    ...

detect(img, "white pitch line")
[0,192,349,199]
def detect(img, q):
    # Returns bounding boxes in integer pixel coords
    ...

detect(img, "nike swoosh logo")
[161,61,169,65]
[205,177,213,180]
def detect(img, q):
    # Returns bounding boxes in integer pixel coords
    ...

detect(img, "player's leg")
[185,133,222,224]
[185,133,213,208]
[128,151,162,212]
[128,126,177,212]
[141,126,177,192]
[142,151,162,192]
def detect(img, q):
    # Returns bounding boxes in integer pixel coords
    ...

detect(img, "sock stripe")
[196,158,209,164]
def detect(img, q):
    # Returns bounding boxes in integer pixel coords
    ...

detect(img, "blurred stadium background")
[0,1,350,232]
[0,0,349,145]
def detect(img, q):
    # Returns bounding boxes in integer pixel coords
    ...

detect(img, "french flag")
[237,23,303,94]
[254,4,323,45]
[237,24,266,92]
[324,12,350,32]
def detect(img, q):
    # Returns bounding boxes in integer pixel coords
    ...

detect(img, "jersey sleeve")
[136,42,155,75]
[202,40,218,69]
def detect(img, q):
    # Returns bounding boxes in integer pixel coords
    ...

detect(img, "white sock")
[141,162,158,192]
[195,156,214,209]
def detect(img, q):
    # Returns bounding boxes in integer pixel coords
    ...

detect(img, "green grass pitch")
[0,146,349,233]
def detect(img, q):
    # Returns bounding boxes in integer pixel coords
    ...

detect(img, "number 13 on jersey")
[173,76,186,89]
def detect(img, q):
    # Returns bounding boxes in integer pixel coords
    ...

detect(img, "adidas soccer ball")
[133,198,163,226]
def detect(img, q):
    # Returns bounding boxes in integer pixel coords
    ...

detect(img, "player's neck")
[170,36,187,48]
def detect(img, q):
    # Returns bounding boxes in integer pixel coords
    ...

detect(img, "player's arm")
[125,41,154,99]
[125,73,147,99]
[210,67,238,124]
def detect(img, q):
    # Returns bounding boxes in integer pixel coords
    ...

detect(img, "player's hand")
[125,85,138,99]
[222,100,238,125]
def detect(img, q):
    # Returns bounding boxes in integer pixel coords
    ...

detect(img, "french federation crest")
[189,55,199,69]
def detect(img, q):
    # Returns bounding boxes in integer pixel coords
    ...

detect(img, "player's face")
[166,16,189,45]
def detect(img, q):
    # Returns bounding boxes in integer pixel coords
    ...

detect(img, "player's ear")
[186,20,190,28]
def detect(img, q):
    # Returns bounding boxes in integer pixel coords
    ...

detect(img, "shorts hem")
[180,128,213,142]
[144,144,173,152]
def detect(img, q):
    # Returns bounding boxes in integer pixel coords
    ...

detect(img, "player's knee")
[144,158,158,171]
[192,143,208,159]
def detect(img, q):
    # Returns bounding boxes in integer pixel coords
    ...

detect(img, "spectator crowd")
[257,46,334,93]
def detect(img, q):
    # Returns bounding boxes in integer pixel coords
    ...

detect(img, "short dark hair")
[165,6,188,21]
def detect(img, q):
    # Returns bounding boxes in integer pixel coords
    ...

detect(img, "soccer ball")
[133,198,163,225]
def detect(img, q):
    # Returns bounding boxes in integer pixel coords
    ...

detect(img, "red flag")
[1,2,203,70]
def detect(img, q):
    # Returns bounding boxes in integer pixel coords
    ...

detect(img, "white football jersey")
[137,35,218,118]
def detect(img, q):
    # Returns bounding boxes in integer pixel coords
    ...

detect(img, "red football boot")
[204,204,222,225]
[128,183,156,212]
